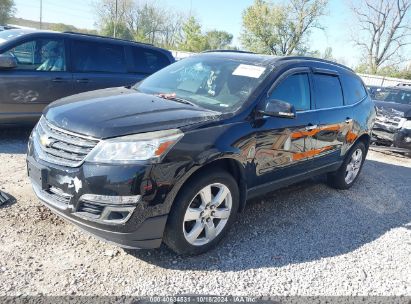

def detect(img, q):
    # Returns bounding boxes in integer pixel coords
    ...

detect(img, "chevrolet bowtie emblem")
[40,135,53,148]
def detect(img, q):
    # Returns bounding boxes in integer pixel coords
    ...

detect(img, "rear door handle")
[305,124,318,131]
[52,77,69,83]
[76,78,90,83]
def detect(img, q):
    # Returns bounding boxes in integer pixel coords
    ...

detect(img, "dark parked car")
[0,29,174,125]
[366,85,382,99]
[0,25,20,32]
[371,86,411,150]
[27,53,375,255]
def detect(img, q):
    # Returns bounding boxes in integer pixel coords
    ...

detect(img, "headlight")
[86,129,183,164]
[401,120,411,130]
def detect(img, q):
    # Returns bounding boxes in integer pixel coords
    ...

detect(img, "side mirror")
[259,99,296,119]
[0,54,17,69]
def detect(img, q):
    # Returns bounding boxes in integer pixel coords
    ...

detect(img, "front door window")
[4,38,66,71]
[269,73,311,111]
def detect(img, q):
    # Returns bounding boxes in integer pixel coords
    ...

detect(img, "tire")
[327,141,367,190]
[163,169,239,255]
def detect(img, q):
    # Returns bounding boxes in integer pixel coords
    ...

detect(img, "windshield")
[135,56,271,113]
[0,30,27,44]
[374,88,411,105]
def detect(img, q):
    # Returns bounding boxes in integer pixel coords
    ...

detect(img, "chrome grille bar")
[33,116,100,167]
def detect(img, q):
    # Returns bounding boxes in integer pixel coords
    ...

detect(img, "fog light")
[80,194,141,205]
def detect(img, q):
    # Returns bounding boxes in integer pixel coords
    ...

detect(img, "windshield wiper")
[156,93,197,107]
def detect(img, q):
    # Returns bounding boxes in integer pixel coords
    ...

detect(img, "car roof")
[62,31,155,47]
[194,51,354,72]
[2,29,171,54]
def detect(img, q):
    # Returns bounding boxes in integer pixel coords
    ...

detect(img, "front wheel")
[327,141,366,189]
[164,170,239,255]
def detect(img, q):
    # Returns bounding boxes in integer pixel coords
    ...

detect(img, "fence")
[358,73,411,87]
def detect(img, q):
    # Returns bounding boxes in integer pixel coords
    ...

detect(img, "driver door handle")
[345,118,353,123]
[52,77,69,83]
[305,124,318,131]
[76,78,90,83]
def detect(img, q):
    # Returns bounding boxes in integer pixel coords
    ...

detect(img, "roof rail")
[277,56,354,72]
[202,49,255,54]
[63,31,153,46]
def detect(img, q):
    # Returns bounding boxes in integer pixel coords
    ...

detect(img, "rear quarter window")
[313,73,344,109]
[342,74,367,105]
[131,47,171,74]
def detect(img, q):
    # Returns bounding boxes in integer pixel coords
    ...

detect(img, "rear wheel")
[327,141,366,189]
[164,170,239,255]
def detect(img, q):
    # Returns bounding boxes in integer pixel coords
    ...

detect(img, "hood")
[373,100,411,118]
[44,87,221,138]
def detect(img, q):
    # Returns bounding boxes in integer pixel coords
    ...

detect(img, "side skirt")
[247,161,343,200]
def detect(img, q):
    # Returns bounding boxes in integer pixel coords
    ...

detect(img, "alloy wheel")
[345,148,363,184]
[183,183,232,246]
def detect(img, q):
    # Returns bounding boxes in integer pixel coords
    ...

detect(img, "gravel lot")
[0,127,410,297]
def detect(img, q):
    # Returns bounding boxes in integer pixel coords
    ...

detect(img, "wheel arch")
[355,133,371,151]
[196,158,247,212]
[166,157,248,215]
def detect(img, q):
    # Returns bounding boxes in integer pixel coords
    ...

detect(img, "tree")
[351,0,411,74]
[179,16,207,52]
[50,23,76,32]
[94,0,187,48]
[240,0,328,55]
[163,13,186,48]
[101,21,133,40]
[0,0,15,24]
[322,46,334,61]
[94,0,134,38]
[127,2,186,47]
[205,30,233,50]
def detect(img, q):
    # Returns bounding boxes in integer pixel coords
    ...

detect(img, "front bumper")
[31,181,166,248]
[373,127,411,149]
[26,148,172,249]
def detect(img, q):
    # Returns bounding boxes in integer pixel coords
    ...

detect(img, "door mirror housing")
[0,54,17,69]
[259,99,296,119]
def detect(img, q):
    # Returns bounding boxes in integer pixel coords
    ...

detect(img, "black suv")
[0,29,174,125]
[27,52,375,255]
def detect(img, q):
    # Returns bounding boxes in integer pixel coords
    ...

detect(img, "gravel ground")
[0,127,410,297]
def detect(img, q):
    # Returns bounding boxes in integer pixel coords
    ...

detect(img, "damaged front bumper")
[372,108,411,150]
[373,126,411,150]
[26,142,169,249]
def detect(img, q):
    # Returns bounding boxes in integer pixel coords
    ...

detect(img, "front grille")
[375,107,403,129]
[34,116,100,167]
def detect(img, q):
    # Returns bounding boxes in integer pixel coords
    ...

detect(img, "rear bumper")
[32,181,167,249]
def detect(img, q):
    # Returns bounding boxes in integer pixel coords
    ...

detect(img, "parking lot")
[0,127,410,296]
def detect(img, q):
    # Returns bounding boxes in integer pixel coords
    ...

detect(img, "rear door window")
[131,47,170,74]
[71,40,127,73]
[313,74,344,109]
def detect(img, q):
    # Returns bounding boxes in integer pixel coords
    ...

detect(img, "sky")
[13,0,362,67]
